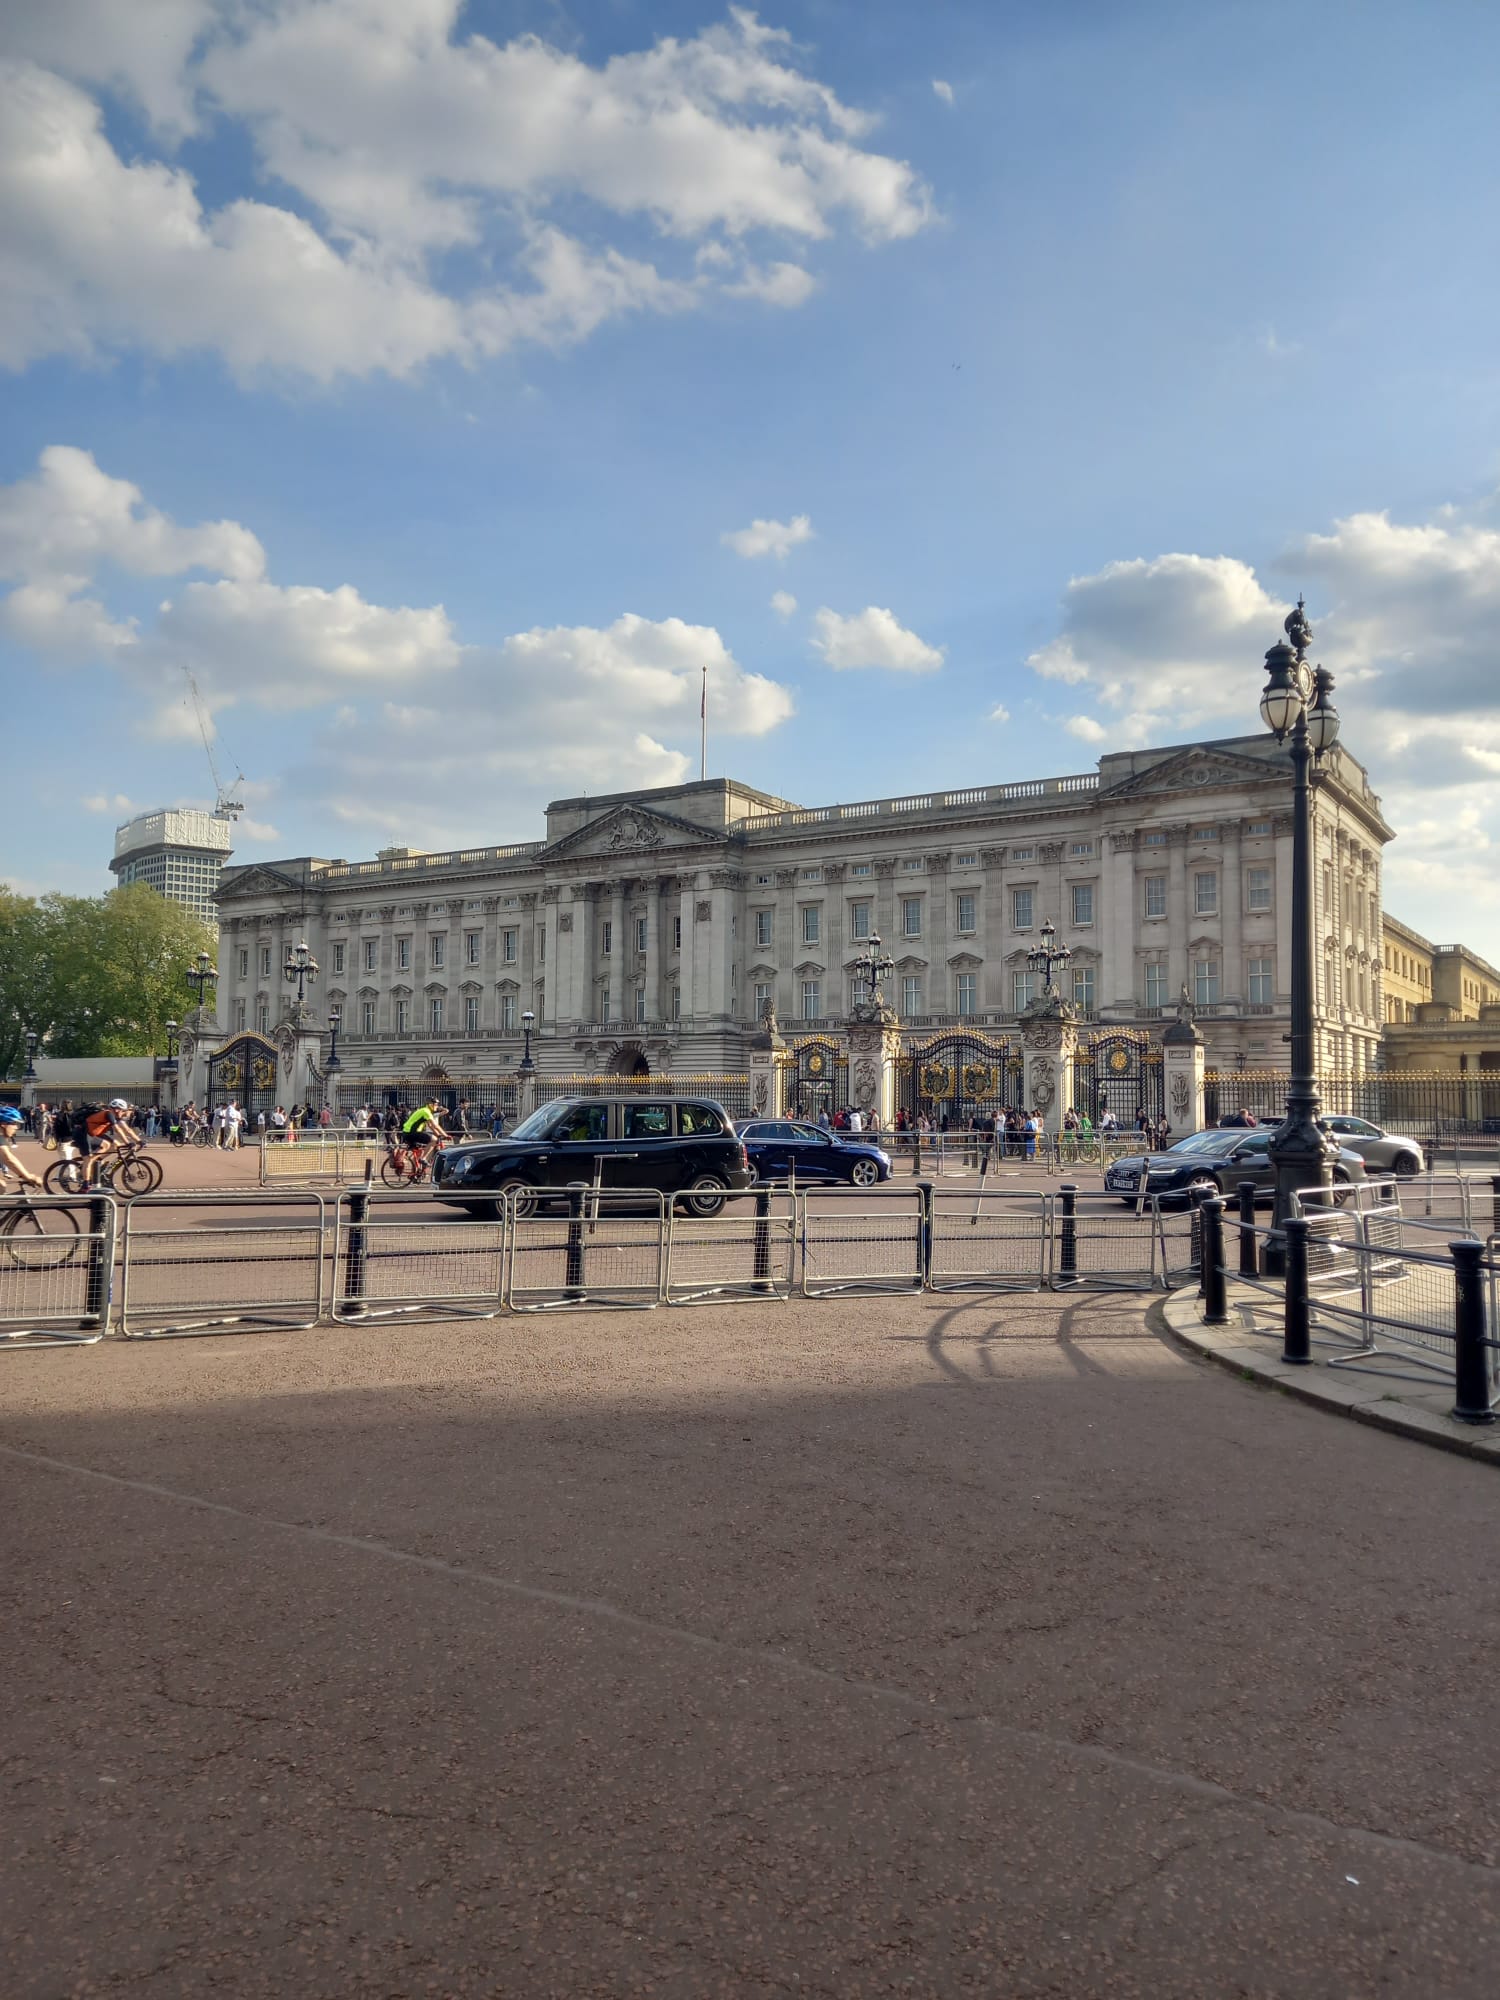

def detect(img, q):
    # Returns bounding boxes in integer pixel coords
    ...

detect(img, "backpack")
[84,1105,111,1139]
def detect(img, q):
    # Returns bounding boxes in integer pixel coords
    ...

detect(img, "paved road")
[4,1291,1498,1996]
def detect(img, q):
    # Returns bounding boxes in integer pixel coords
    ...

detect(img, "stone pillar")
[748,1006,787,1118]
[773,866,797,1021]
[643,877,662,1025]
[277,1020,324,1111]
[607,879,626,1027]
[538,887,560,1026]
[925,853,950,1014]
[1019,994,1079,1139]
[1221,821,1243,1006]
[1162,992,1206,1137]
[1166,826,1188,998]
[846,1014,901,1130]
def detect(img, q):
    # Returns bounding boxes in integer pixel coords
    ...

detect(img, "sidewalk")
[1163,1279,1500,1465]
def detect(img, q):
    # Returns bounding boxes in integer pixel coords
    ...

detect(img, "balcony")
[732,772,1100,833]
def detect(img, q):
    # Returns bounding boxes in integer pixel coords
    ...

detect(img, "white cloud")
[988,702,1011,723]
[1,5,932,382]
[770,590,798,618]
[1063,714,1107,744]
[82,791,134,814]
[811,604,944,673]
[932,79,954,105]
[722,513,815,560]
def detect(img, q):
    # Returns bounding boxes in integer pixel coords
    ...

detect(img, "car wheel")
[1186,1176,1219,1205]
[1391,1153,1420,1177]
[495,1176,538,1221]
[678,1174,727,1218]
[848,1158,881,1187]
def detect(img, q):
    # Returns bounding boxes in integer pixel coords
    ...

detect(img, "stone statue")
[759,995,780,1037]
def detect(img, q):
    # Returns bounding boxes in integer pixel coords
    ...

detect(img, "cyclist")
[80,1099,140,1188]
[0,1107,44,1192]
[399,1097,451,1171]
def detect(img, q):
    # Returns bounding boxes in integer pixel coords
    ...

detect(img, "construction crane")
[183,671,245,821]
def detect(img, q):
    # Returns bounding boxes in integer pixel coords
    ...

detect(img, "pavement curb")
[1158,1284,1500,1467]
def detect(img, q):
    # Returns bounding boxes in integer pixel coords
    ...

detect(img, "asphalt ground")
[4,1272,1499,1996]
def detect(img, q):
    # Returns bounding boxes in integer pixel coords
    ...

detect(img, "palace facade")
[212,732,1392,1089]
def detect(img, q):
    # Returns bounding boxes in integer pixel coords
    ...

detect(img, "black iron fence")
[1205,1069,1500,1139]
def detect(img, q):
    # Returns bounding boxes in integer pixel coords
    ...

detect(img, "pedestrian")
[490,1105,507,1139]
[318,1102,333,1130]
[816,1107,831,1134]
[1024,1112,1039,1161]
[848,1106,863,1135]
[256,1108,266,1136]
[226,1100,244,1150]
[213,1102,229,1149]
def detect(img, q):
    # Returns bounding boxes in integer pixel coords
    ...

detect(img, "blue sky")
[4,0,1500,951]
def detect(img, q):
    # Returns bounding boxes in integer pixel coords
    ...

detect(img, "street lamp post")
[160,1018,180,1076]
[851,932,896,1013]
[326,1004,343,1075]
[519,1009,536,1075]
[23,1029,38,1081]
[282,938,320,1021]
[1259,598,1341,1276]
[186,951,218,1014]
[1026,919,1073,996]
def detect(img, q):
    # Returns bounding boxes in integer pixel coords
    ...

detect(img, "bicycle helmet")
[109,1098,129,1110]
[0,1107,22,1125]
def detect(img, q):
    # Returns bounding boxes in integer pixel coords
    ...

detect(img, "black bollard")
[1237,1180,1259,1279]
[565,1182,586,1298]
[83,1192,112,1333]
[911,1131,922,1177]
[1058,1182,1078,1285]
[1281,1213,1311,1364]
[1201,1197,1228,1327]
[917,1179,934,1285]
[1450,1238,1495,1424]
[1491,1175,1500,1239]
[342,1160,372,1318]
[752,1184,772,1291]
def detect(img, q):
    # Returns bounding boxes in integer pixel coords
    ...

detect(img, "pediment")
[540,801,727,863]
[216,865,306,903]
[1099,744,1282,802]
[946,950,983,969]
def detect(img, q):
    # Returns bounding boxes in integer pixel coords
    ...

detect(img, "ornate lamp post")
[1026,919,1073,997]
[326,1004,343,1076]
[851,932,896,1014]
[1259,597,1341,1275]
[160,1018,180,1078]
[282,938,320,1022]
[186,951,218,1014]
[23,1029,38,1080]
[519,1009,536,1075]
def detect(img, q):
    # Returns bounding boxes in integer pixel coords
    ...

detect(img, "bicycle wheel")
[43,1157,86,1196]
[115,1154,158,1196]
[2,1201,82,1271]
[380,1152,416,1188]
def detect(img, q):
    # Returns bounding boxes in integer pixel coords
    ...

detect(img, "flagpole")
[700,662,707,781]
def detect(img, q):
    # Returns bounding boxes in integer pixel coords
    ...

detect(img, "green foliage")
[0,883,217,1073]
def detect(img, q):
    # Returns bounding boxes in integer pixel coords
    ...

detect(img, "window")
[430,935,445,969]
[1248,956,1273,1004]
[1143,874,1166,919]
[850,862,871,877]
[600,993,611,1022]
[1144,963,1166,1010]
[1193,873,1218,916]
[256,1001,269,1033]
[624,1104,672,1140]
[636,916,648,953]
[800,867,822,883]
[537,928,544,965]
[260,945,271,977]
[1246,819,1271,836]
[332,941,345,974]
[1072,965,1096,1011]
[395,998,410,1032]
[360,1001,374,1035]
[1322,864,1335,916]
[901,975,921,1017]
[238,947,249,978]
[1191,825,1219,842]
[901,897,922,937]
[850,901,871,940]
[671,985,682,1020]
[429,997,444,1033]
[501,993,517,1030]
[397,937,411,970]
[753,981,773,1015]
[954,892,976,933]
[673,916,682,951]
[802,905,821,945]
[601,920,612,957]
[902,857,923,872]
[956,852,977,867]
[1071,883,1094,927]
[801,979,821,1019]
[364,939,378,972]
[465,932,480,965]
[1246,867,1272,912]
[1012,970,1036,1011]
[1143,830,1166,847]
[679,1104,725,1136]
[1070,842,1094,858]
[755,909,774,947]
[233,998,247,1031]
[635,987,647,1022]
[465,995,479,1033]
[756,873,772,885]
[955,972,977,1015]
[1012,887,1034,931]
[1011,846,1034,862]
[1368,893,1378,935]
[1194,957,1220,1006]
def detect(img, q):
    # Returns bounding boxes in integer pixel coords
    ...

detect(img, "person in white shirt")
[226,1101,244,1149]
[848,1108,864,1135]
[213,1103,229,1148]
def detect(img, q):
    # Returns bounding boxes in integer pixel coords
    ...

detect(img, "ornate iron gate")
[786,1037,848,1119]
[205,1034,279,1122]
[898,1030,1021,1128]
[1073,1030,1163,1127]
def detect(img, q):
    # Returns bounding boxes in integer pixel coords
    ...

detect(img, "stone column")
[675,873,698,1028]
[641,878,661,1024]
[1221,822,1244,1005]
[1162,996,1206,1136]
[980,847,1006,1012]
[607,879,626,1028]
[846,1013,901,1129]
[773,866,797,1020]
[925,853,950,1015]
[748,1008,787,1118]
[1166,826,1189,998]
[537,888,559,1026]
[707,869,741,1027]
[1019,994,1079,1139]
[874,858,898,966]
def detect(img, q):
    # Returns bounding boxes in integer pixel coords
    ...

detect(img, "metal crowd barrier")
[799,1186,926,1296]
[118,1190,330,1339]
[1051,1185,1168,1291]
[334,1185,508,1323]
[0,1192,115,1346]
[665,1188,797,1305]
[926,1188,1050,1292]
[260,1134,384,1185]
[508,1187,670,1312]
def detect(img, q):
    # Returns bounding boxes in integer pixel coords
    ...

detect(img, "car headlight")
[444,1154,474,1180]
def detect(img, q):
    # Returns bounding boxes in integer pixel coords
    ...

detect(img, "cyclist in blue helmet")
[0,1108,44,1192]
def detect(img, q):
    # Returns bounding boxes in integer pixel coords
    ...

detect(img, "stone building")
[110,807,234,928]
[199,731,1392,1115]
[1380,914,1500,1078]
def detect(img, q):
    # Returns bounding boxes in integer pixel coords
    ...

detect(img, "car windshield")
[1167,1132,1236,1156]
[506,1105,557,1141]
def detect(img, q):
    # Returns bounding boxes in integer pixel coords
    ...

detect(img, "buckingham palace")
[202,730,1392,1118]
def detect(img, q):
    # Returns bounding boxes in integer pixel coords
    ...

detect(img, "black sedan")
[737,1119,892,1186]
[1102,1127,1369,1207]
[433,1095,751,1217]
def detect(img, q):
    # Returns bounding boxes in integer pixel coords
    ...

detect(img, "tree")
[0,883,217,1073]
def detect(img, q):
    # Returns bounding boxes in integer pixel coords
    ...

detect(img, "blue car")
[737,1118,892,1186]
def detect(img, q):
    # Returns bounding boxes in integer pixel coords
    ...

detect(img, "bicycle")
[44,1136,164,1198]
[0,1187,82,1270]
[380,1140,435,1188]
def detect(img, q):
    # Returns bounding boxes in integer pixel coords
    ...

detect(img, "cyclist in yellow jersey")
[400,1098,451,1169]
